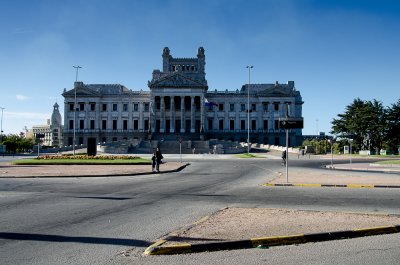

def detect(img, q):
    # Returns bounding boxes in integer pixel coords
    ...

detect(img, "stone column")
[160,96,165,133]
[64,102,69,132]
[190,96,195,133]
[200,96,204,133]
[139,102,144,130]
[150,97,155,134]
[180,96,185,133]
[170,96,175,133]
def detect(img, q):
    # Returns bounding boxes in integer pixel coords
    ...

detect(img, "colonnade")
[150,95,204,134]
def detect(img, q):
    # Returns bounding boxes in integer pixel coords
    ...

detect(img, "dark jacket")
[155,150,163,163]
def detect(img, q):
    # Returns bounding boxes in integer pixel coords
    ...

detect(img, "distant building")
[62,47,303,148]
[31,103,63,147]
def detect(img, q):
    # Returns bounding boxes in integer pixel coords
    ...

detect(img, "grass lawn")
[12,156,151,165]
[235,153,264,158]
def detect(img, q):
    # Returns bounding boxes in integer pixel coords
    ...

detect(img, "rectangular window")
[219,119,224,130]
[133,103,139,112]
[263,102,269,111]
[69,120,74,129]
[102,104,107,111]
[275,120,279,129]
[219,103,224,112]
[68,137,73,146]
[241,104,246,111]
[79,120,84,130]
[251,120,256,130]
[144,119,149,130]
[78,137,83,145]
[144,103,149,112]
[123,120,128,130]
[112,103,118,112]
[102,120,107,130]
[123,103,128,112]
[133,119,138,130]
[90,120,95,130]
[274,102,280,111]
[69,103,74,111]
[251,104,256,111]
[230,120,235,130]
[264,120,268,130]
[112,137,117,142]
[90,103,96,111]
[241,120,245,130]
[230,103,235,112]
[113,120,117,130]
[208,119,213,130]
[79,103,85,111]
[101,137,107,143]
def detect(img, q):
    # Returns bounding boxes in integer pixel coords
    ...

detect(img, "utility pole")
[246,65,253,155]
[72,66,82,155]
[0,107,4,141]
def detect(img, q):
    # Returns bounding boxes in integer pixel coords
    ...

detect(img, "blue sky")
[1,0,399,135]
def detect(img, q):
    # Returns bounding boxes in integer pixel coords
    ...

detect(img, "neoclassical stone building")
[31,102,63,147]
[62,47,303,148]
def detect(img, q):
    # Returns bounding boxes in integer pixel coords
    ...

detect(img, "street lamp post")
[349,139,353,165]
[328,139,334,168]
[72,66,82,156]
[0,107,4,143]
[246,65,253,155]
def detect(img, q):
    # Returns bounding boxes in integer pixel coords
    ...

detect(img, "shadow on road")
[0,232,151,247]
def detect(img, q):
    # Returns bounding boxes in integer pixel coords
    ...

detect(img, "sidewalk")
[267,163,400,188]
[0,161,187,178]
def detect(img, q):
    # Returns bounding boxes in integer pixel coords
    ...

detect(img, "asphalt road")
[0,157,399,264]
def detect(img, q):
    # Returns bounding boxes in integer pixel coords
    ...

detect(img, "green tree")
[331,98,386,154]
[385,99,400,154]
[1,134,34,153]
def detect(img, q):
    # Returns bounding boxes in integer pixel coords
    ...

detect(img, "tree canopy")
[331,98,400,154]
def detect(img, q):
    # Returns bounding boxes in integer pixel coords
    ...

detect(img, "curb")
[263,183,400,189]
[0,163,190,179]
[144,225,400,255]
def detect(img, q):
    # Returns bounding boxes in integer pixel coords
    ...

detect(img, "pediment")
[259,87,292,97]
[149,73,207,88]
[62,86,101,97]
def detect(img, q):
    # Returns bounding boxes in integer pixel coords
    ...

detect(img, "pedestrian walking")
[151,150,157,172]
[155,147,163,172]
[282,150,287,166]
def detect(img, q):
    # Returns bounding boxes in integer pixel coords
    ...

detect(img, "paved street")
[0,155,399,264]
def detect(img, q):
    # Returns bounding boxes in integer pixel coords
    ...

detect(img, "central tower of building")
[148,47,208,134]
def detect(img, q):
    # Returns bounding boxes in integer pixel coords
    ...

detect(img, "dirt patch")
[164,207,400,245]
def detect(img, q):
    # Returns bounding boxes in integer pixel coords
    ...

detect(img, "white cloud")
[16,94,29,101]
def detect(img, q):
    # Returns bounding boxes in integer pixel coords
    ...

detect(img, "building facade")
[62,47,303,148]
[31,102,63,147]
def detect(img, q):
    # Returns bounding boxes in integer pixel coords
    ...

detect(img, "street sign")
[279,118,304,129]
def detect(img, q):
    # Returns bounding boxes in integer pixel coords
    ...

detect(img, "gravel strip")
[164,207,400,245]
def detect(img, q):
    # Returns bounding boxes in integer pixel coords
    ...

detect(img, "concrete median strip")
[144,225,400,255]
[263,183,400,189]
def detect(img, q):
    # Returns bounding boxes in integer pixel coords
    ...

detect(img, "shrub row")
[37,155,140,160]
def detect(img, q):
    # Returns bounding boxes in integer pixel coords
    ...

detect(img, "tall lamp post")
[0,107,4,143]
[72,66,82,156]
[246,65,253,155]
[349,139,353,165]
[328,139,334,168]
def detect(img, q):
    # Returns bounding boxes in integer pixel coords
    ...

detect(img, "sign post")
[178,138,183,163]
[36,133,45,157]
[279,118,304,183]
